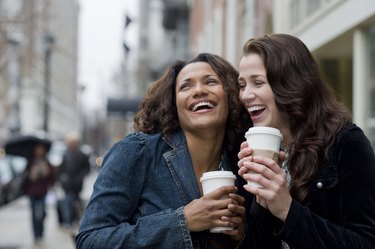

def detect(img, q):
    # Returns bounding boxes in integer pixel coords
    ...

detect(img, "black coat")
[59,149,90,195]
[244,124,375,249]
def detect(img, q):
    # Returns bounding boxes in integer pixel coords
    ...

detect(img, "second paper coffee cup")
[200,171,236,233]
[245,126,283,188]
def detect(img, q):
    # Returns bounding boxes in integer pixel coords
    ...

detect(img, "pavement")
[0,170,98,249]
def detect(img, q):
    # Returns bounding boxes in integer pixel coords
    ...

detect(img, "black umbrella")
[4,134,52,158]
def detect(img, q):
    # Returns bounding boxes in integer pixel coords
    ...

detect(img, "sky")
[78,0,138,112]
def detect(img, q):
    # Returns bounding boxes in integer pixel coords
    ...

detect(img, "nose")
[240,85,255,101]
[192,82,208,97]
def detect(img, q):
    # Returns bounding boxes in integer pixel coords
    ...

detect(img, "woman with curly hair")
[76,53,251,249]
[237,33,375,249]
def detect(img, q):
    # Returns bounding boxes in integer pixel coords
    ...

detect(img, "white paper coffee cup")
[200,171,236,233]
[244,126,283,188]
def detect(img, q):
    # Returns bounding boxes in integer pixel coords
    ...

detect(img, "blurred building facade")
[189,0,273,65]
[0,0,80,142]
[106,0,191,145]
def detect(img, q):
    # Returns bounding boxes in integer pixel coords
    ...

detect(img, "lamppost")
[43,34,55,132]
[77,83,86,143]
[6,38,21,134]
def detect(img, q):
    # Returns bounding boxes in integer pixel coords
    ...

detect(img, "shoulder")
[334,123,371,148]
[115,132,164,147]
[100,132,169,171]
[106,132,166,157]
[330,123,375,169]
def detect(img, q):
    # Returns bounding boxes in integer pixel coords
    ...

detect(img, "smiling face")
[175,62,228,133]
[238,53,284,130]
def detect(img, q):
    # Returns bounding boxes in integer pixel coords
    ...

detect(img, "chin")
[253,122,271,127]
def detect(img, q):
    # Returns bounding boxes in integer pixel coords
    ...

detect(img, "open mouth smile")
[189,101,215,112]
[248,105,266,117]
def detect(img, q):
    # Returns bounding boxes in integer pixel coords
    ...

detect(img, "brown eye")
[206,79,217,85]
[238,81,246,90]
[254,81,264,87]
[179,82,191,91]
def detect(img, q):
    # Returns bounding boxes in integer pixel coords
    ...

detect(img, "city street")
[0,170,97,249]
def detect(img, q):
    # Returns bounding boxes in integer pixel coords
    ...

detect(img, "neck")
[185,131,224,172]
[185,130,225,195]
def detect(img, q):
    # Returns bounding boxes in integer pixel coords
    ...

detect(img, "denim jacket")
[76,130,242,249]
[244,124,375,249]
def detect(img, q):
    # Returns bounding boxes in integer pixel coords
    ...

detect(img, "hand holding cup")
[244,127,283,188]
[200,171,237,232]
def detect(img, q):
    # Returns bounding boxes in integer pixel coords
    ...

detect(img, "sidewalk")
[0,170,98,249]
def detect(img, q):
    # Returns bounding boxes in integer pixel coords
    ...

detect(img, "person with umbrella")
[22,142,56,244]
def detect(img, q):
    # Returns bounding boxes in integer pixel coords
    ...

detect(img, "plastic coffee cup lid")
[245,126,283,138]
[200,171,236,182]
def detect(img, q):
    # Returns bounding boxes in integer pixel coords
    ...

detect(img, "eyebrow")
[238,74,266,80]
[178,74,219,83]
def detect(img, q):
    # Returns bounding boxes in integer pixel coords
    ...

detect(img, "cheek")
[175,93,185,109]
[175,102,185,120]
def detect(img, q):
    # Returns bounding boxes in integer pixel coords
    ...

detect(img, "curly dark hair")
[134,53,251,154]
[242,34,352,202]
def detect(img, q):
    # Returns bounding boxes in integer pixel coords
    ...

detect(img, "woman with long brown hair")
[237,33,375,248]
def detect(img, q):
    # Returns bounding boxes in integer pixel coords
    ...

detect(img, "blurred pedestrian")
[58,133,90,229]
[23,142,56,244]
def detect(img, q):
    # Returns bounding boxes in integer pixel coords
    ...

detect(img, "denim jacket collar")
[162,130,231,205]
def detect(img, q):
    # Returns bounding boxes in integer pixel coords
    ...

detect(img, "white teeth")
[248,105,266,112]
[192,102,214,111]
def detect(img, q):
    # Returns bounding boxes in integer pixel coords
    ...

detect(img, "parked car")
[0,149,27,206]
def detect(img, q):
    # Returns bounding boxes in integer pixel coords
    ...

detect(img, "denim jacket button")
[316,182,323,189]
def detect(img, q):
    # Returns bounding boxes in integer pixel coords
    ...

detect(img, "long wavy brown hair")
[134,53,251,155]
[242,34,352,202]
